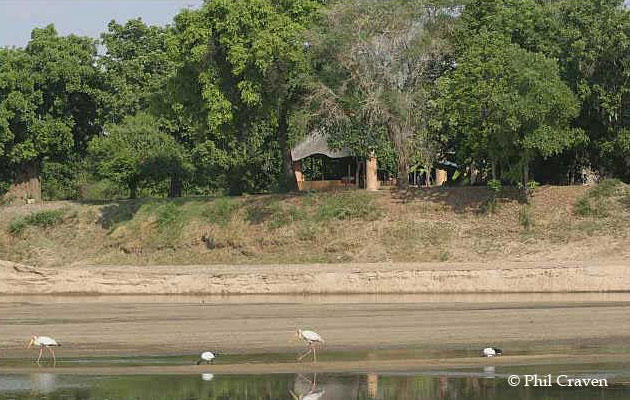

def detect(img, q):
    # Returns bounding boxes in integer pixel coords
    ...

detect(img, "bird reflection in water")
[367,373,378,399]
[290,373,325,400]
[201,373,214,382]
[30,373,57,394]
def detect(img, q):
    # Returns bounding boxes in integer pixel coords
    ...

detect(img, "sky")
[0,0,204,48]
[3,0,630,48]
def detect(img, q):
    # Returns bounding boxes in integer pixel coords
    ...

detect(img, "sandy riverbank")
[3,292,630,373]
[2,260,630,294]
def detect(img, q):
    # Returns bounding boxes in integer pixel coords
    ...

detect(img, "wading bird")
[296,329,324,363]
[196,351,216,365]
[482,347,502,357]
[27,336,60,366]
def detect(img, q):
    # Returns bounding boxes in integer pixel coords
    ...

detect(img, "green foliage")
[574,179,622,217]
[588,179,621,199]
[100,19,176,121]
[317,192,381,221]
[481,180,502,214]
[0,25,104,198]
[155,202,182,232]
[310,0,456,187]
[8,209,66,235]
[203,197,240,226]
[8,219,27,235]
[439,31,583,186]
[89,114,192,198]
[519,205,534,231]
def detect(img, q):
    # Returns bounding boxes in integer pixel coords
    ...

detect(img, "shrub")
[7,209,65,236]
[203,197,240,226]
[25,210,65,227]
[155,202,181,232]
[480,179,502,214]
[588,178,620,199]
[519,205,534,231]
[574,197,594,217]
[8,219,27,235]
[574,179,622,217]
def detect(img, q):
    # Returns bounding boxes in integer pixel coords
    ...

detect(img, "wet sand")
[3,293,630,374]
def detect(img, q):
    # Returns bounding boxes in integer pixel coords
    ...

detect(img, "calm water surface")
[1,370,629,400]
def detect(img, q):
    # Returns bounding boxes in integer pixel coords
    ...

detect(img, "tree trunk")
[277,102,298,192]
[425,165,431,187]
[129,181,138,200]
[168,177,182,198]
[523,162,530,202]
[6,161,42,203]
[396,157,409,190]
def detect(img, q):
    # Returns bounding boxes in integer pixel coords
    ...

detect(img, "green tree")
[0,25,103,202]
[165,0,323,194]
[459,0,630,180]
[88,114,192,199]
[100,18,176,123]
[438,32,584,195]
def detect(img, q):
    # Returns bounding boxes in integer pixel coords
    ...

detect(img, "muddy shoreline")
[3,354,630,375]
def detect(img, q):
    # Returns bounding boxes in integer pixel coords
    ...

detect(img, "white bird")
[482,347,502,357]
[27,336,60,366]
[295,329,324,363]
[196,351,216,365]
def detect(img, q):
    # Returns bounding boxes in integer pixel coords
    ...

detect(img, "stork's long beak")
[26,340,33,349]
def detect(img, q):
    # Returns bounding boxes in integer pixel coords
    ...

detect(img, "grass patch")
[203,197,240,226]
[317,192,382,221]
[8,209,66,235]
[519,205,534,231]
[383,221,453,248]
[588,178,621,198]
[155,202,181,232]
[574,179,624,218]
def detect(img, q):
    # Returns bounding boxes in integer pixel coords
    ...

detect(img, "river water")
[1,369,629,400]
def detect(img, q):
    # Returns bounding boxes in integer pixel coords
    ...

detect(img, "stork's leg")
[49,347,56,366]
[313,346,317,363]
[297,344,313,361]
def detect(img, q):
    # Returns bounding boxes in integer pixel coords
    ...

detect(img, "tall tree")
[0,25,103,202]
[459,0,630,180]
[307,0,457,189]
[100,18,176,123]
[438,31,584,195]
[165,0,323,194]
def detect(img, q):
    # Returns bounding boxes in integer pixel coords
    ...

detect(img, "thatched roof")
[291,131,352,161]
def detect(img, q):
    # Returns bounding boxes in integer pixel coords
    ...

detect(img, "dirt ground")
[3,292,630,374]
[3,260,630,294]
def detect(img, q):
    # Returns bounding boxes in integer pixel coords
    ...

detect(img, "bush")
[519,205,534,231]
[8,219,27,235]
[574,179,622,217]
[574,197,595,217]
[25,210,65,227]
[7,209,65,235]
[203,197,240,226]
[317,192,382,221]
[155,202,181,232]
[588,178,620,199]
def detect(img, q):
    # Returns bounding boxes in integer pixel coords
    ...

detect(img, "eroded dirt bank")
[2,260,630,294]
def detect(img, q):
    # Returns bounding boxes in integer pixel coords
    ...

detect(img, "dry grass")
[1,184,630,267]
